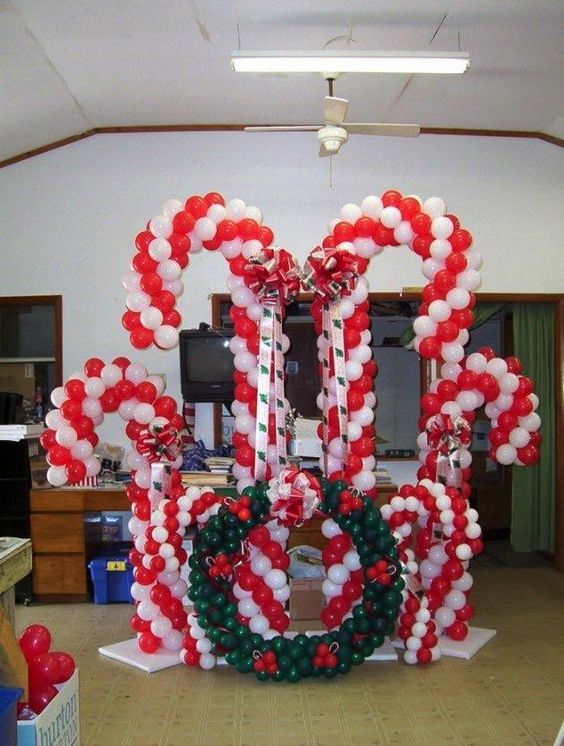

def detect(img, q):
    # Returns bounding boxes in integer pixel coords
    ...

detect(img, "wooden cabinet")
[30,488,128,601]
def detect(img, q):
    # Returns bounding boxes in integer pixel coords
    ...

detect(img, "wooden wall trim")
[555,300,564,571]
[2,125,562,169]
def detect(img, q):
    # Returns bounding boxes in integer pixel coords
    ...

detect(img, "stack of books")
[181,470,234,487]
[205,456,235,473]
[0,423,45,442]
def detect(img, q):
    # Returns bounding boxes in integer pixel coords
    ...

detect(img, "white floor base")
[392,626,497,660]
[98,638,181,672]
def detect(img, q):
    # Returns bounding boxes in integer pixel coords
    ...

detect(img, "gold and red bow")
[245,248,301,306]
[138,422,184,464]
[267,467,322,527]
[302,246,360,301]
[426,414,472,487]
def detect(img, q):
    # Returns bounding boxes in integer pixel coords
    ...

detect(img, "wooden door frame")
[211,291,564,570]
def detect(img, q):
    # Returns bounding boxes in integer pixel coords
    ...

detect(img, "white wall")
[0,131,562,448]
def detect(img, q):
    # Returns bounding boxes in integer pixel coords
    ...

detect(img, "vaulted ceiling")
[1,0,563,163]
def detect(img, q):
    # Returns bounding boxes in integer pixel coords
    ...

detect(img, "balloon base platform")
[98,638,180,673]
[392,626,496,660]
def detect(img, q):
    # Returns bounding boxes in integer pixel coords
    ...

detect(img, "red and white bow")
[267,467,322,527]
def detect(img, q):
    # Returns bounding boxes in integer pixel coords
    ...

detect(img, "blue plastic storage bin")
[0,686,23,746]
[88,547,134,603]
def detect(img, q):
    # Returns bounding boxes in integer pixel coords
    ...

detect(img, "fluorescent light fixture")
[232,50,470,75]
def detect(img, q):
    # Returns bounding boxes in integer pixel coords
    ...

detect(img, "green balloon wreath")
[187,478,403,682]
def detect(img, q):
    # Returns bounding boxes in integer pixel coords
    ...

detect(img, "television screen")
[185,336,234,382]
[179,327,235,402]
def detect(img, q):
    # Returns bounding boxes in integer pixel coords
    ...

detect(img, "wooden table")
[30,483,398,602]
[0,537,32,626]
[30,488,129,602]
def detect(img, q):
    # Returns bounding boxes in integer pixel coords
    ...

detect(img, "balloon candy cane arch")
[311,188,541,664]
[42,187,541,674]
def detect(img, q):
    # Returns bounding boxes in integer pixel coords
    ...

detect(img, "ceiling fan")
[245,78,421,157]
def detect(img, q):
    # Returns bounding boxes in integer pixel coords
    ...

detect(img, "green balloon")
[351,651,364,665]
[272,669,286,682]
[337,661,351,675]
[225,651,241,665]
[322,667,337,679]
[354,618,371,634]
[237,659,253,674]
[277,654,291,672]
[297,657,313,676]
[287,667,301,683]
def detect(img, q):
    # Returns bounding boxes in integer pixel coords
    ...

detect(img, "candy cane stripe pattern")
[44,187,541,671]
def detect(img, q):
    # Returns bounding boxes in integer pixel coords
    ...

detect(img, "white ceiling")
[1,0,563,163]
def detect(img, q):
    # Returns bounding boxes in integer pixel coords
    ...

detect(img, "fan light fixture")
[231,50,470,75]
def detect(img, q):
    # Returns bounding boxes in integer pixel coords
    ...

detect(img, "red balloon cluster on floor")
[18,624,75,714]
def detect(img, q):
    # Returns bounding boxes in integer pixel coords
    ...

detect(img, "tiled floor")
[16,565,564,746]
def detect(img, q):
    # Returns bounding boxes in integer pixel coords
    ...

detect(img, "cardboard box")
[289,578,324,620]
[0,363,36,402]
[17,669,79,746]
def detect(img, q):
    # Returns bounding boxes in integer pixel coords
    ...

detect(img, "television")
[179,326,235,403]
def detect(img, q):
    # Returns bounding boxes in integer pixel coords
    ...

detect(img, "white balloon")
[55,425,78,447]
[226,198,247,221]
[422,197,447,218]
[428,300,451,323]
[322,579,342,598]
[422,258,444,280]
[360,195,383,219]
[446,287,470,310]
[163,279,184,297]
[465,353,487,373]
[242,239,263,259]
[445,589,466,610]
[245,205,263,223]
[50,386,66,408]
[194,217,217,241]
[47,466,67,487]
[137,600,160,621]
[162,198,183,218]
[154,325,179,349]
[146,374,165,396]
[231,286,255,307]
[500,373,519,393]
[84,376,105,398]
[234,351,256,373]
[347,421,362,442]
[518,412,541,431]
[249,615,269,634]
[435,606,456,628]
[456,390,479,411]
[394,220,415,245]
[70,439,93,460]
[100,363,123,388]
[264,569,287,590]
[162,630,183,651]
[352,469,376,491]
[122,270,142,292]
[220,237,244,259]
[321,519,342,539]
[126,291,151,312]
[345,360,363,381]
[238,598,260,617]
[353,237,378,258]
[431,216,454,239]
[45,409,64,430]
[380,206,402,229]
[148,238,172,262]
[457,269,481,291]
[85,457,100,477]
[413,316,437,337]
[351,406,374,426]
[149,215,173,239]
[134,403,155,424]
[125,363,148,384]
[157,259,182,282]
[429,239,452,260]
[273,585,291,602]
[82,397,102,418]
[495,443,517,465]
[327,564,349,585]
[486,358,508,378]
[140,307,164,330]
[340,298,355,319]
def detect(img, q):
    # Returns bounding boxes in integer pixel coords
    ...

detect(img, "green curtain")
[399,301,506,348]
[511,304,555,553]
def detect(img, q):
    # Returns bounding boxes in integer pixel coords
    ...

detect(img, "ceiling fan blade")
[344,123,420,137]
[324,96,348,126]
[244,125,321,132]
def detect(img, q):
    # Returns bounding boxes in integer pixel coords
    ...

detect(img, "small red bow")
[138,422,184,463]
[302,246,361,301]
[267,467,322,527]
[245,248,301,306]
[426,414,472,453]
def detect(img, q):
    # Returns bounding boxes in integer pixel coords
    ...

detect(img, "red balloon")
[138,632,160,653]
[436,320,459,343]
[419,336,441,359]
[132,253,158,273]
[48,445,71,467]
[511,396,533,417]
[333,221,356,243]
[237,219,260,241]
[19,625,52,663]
[154,396,177,418]
[234,318,256,339]
[64,379,85,402]
[381,189,402,207]
[517,444,540,465]
[411,212,432,236]
[114,379,136,401]
[135,230,154,252]
[60,399,82,421]
[505,356,522,374]
[65,460,86,484]
[354,217,376,237]
[40,429,57,450]
[446,621,468,641]
[445,252,467,274]
[412,234,432,258]
[433,270,457,293]
[130,326,154,349]
[437,379,459,402]
[140,272,163,295]
[421,392,442,414]
[136,381,157,403]
[29,653,61,686]
[399,197,421,220]
[258,226,274,247]
[29,684,58,715]
[122,310,141,332]
[457,369,477,390]
[235,445,255,467]
[152,290,175,313]
[449,229,472,252]
[350,436,373,458]
[173,210,196,234]
[498,411,518,432]
[84,357,104,377]
[185,195,208,218]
